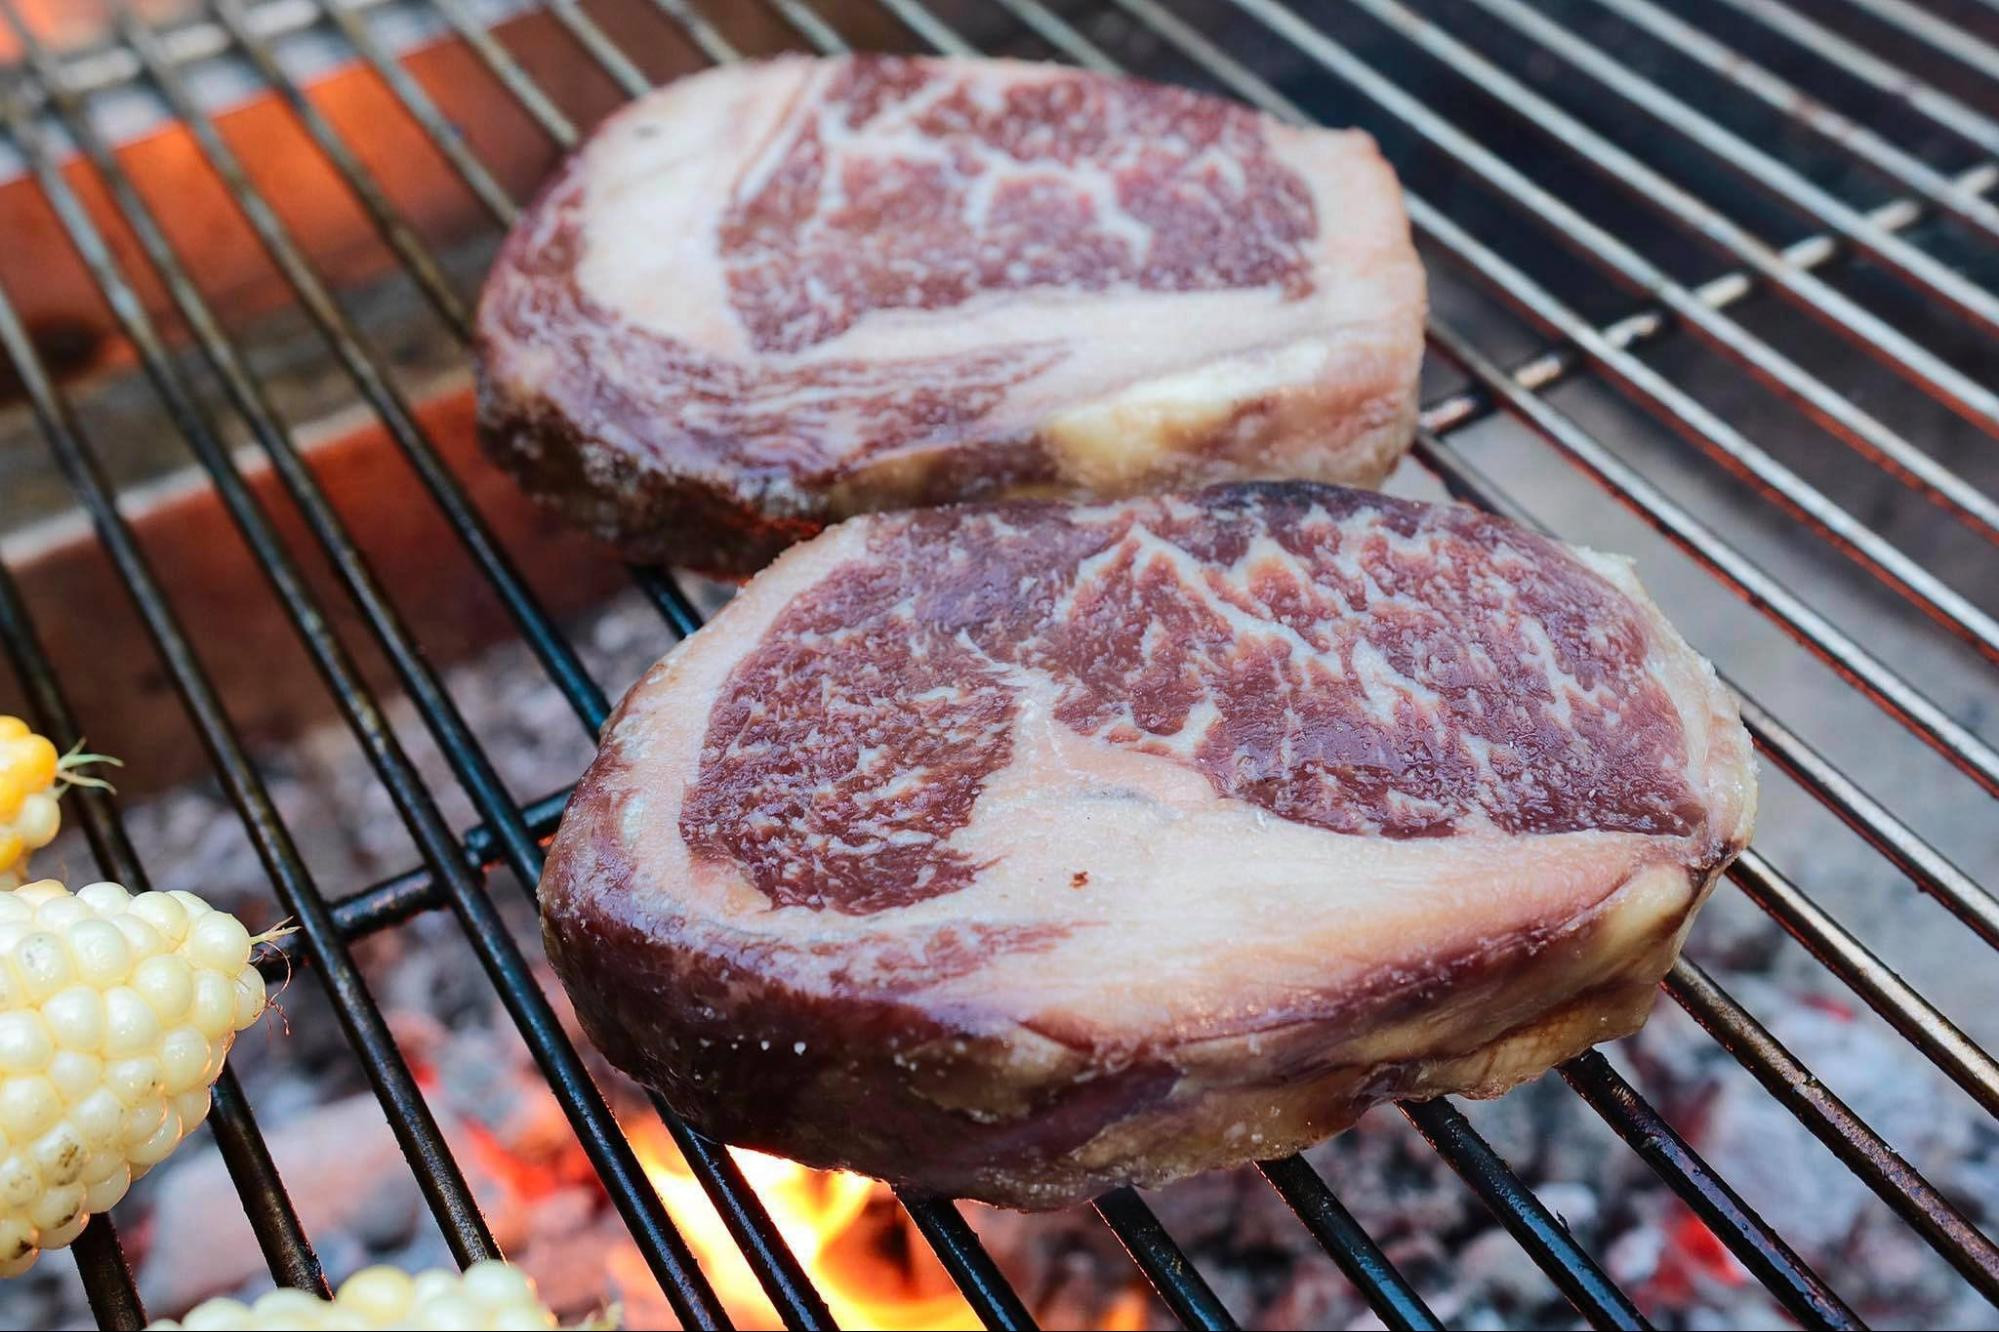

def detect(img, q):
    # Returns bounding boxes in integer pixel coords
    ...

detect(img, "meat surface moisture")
[476,56,1424,575]
[541,482,1755,1209]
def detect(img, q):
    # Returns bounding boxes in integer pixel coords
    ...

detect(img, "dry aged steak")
[476,56,1424,575]
[542,483,1755,1208]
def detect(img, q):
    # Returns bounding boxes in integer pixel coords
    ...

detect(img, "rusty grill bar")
[0,0,1994,1328]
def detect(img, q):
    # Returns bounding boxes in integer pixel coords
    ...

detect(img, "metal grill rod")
[645,0,740,67]
[895,1192,1039,1332]
[1667,960,1999,1301]
[210,0,472,339]
[24,0,392,101]
[1255,1158,1445,1332]
[0,257,499,1270]
[1253,0,1999,437]
[1114,0,1999,528]
[1710,0,1999,158]
[1590,0,1999,244]
[1241,0,1999,649]
[429,0,576,145]
[1558,1053,1861,1330]
[869,0,977,56]
[1417,161,1999,454]
[1400,1100,1648,1331]
[988,0,1120,72]
[765,0,852,56]
[1730,691,1999,951]
[1836,0,1999,84]
[113,7,612,728]
[1727,849,1999,1119]
[543,0,651,98]
[1093,1189,1238,1331]
[1454,0,1999,345]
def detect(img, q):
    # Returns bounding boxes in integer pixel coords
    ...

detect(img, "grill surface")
[1,1,1996,1329]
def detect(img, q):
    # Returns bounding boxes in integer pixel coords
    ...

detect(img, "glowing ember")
[632,1127,980,1330]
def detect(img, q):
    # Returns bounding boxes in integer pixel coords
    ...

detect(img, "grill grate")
[0,1,1994,1329]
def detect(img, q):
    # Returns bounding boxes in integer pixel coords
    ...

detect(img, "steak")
[476,56,1425,576]
[540,483,1755,1208]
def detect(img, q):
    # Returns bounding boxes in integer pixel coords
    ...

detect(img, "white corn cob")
[150,1260,564,1329]
[0,879,269,1275]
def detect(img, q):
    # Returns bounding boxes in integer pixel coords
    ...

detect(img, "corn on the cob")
[0,878,268,1275]
[149,1260,564,1329]
[0,718,118,891]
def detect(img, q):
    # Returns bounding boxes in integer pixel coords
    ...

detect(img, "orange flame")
[633,1128,980,1331]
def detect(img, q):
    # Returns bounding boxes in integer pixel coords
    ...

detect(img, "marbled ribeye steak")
[541,483,1755,1208]
[476,56,1424,575]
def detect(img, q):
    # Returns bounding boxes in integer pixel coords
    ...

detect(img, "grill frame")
[0,1,1991,1329]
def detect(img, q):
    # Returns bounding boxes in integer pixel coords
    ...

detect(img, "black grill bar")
[1725,692,1999,951]
[210,0,472,340]
[1710,0,1999,156]
[1342,0,1999,544]
[1400,1100,1648,1330]
[895,1190,1041,1332]
[68,1226,145,1331]
[1452,0,1999,349]
[1557,1052,1861,1331]
[1727,850,1999,1119]
[1839,0,1999,82]
[1594,0,1999,245]
[205,1070,328,1296]
[0,247,499,1269]
[115,6,614,732]
[1255,1157,1444,1331]
[543,0,652,99]
[1094,1188,1238,1331]
[1667,961,1999,1303]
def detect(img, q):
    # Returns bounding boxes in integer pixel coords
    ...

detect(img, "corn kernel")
[149,1260,563,1330]
[0,880,268,1274]
[48,1050,103,1102]
[103,988,161,1059]
[133,954,195,1024]
[0,1013,52,1075]
[188,914,252,975]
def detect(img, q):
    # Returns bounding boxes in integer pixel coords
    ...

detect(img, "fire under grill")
[0,0,1996,1328]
